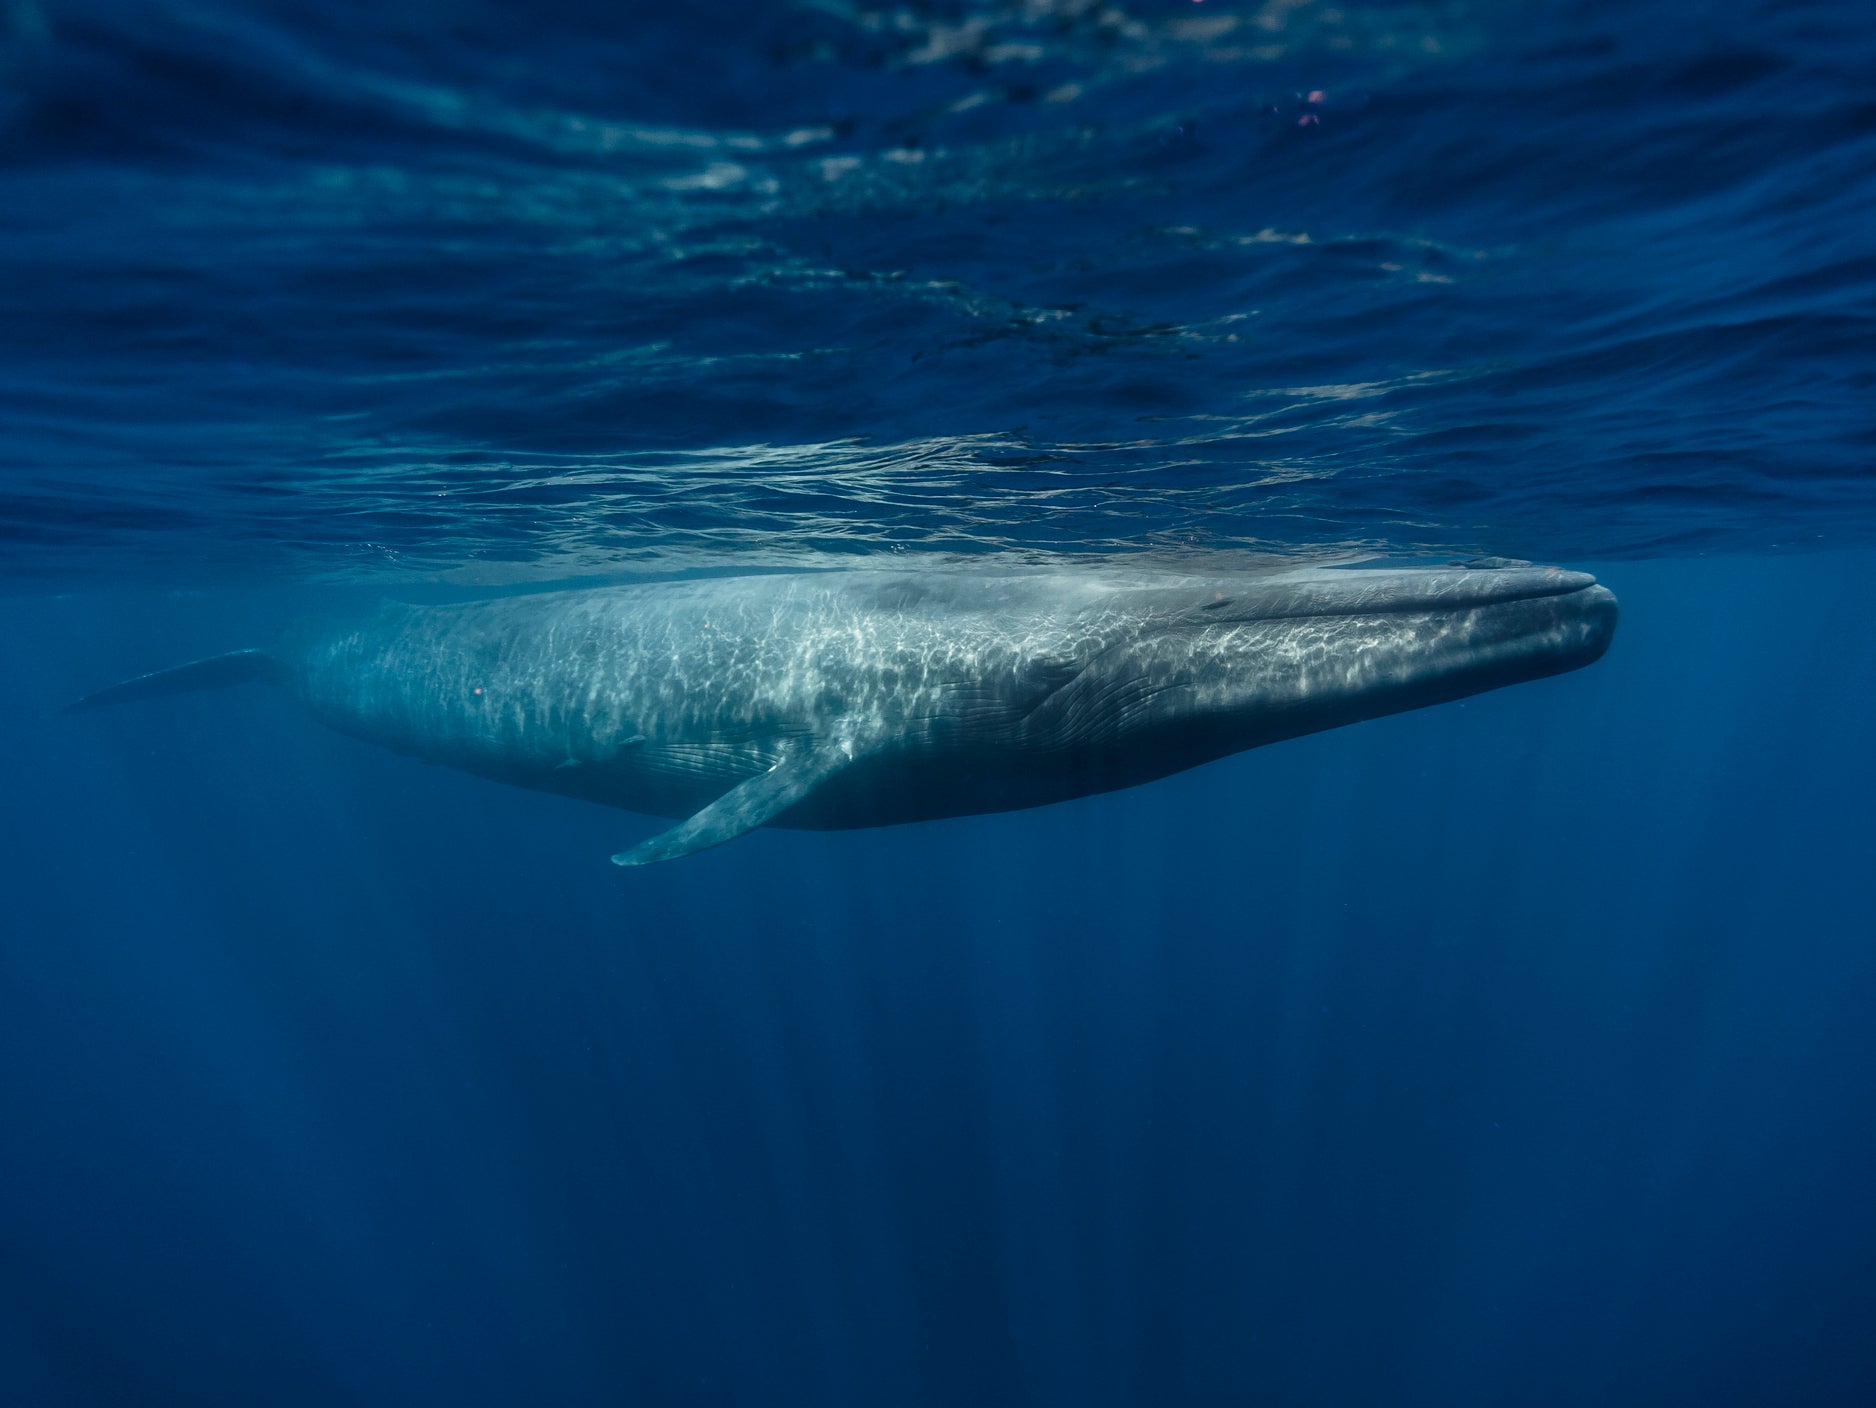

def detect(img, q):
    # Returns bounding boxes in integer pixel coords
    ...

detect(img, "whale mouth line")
[1210,573,1608,625]
[1325,582,1601,618]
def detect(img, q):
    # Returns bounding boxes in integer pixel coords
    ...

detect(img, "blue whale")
[68,561,1617,865]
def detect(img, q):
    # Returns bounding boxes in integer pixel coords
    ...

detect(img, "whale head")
[1217,563,1615,735]
[1072,564,1619,754]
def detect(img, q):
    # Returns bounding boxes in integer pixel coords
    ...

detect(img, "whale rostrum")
[67,562,1618,865]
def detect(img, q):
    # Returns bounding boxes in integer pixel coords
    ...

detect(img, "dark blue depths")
[5,557,1875,1406]
[3,0,1876,1402]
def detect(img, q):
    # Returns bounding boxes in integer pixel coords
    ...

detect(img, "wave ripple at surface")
[1,0,1870,585]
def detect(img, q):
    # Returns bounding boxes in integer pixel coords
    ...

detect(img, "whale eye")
[1200,597,1233,611]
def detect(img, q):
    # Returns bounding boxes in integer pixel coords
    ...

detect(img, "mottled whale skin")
[69,563,1617,865]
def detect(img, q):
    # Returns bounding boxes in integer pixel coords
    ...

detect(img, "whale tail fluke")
[63,648,283,715]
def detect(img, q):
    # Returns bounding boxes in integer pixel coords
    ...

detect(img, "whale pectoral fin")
[610,741,854,867]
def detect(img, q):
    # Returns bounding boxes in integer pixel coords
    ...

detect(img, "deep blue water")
[3,1,1875,1404]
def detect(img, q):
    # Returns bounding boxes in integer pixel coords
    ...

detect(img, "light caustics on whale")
[67,562,1617,866]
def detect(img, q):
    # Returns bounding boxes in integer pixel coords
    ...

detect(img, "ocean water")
[2,1,1874,1404]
